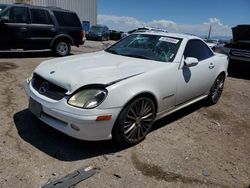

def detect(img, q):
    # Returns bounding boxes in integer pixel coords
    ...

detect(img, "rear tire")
[53,40,71,57]
[112,97,156,145]
[206,74,225,105]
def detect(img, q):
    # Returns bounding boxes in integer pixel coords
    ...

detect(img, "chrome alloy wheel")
[211,75,225,103]
[122,98,155,142]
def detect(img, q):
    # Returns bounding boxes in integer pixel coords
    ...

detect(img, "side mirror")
[184,57,199,67]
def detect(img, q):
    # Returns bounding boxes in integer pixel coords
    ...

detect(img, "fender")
[50,34,74,47]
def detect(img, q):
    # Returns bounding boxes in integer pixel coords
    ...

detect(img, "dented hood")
[34,51,165,94]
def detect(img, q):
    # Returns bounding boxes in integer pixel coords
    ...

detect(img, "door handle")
[20,27,27,32]
[209,63,215,69]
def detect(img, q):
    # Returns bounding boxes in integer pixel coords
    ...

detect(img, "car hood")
[232,25,250,42]
[34,51,166,94]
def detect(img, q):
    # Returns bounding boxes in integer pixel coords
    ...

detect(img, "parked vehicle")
[121,27,168,38]
[109,30,124,41]
[204,39,219,51]
[25,32,228,145]
[224,25,250,62]
[86,25,110,41]
[0,3,84,56]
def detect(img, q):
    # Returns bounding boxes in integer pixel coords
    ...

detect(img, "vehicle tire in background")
[206,74,225,105]
[112,97,156,145]
[53,40,71,57]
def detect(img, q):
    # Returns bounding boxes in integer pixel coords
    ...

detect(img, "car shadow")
[0,51,75,58]
[13,109,126,161]
[228,59,250,80]
[14,101,203,161]
[0,51,54,58]
[151,101,203,132]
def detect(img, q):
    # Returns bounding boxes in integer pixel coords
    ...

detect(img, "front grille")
[230,50,250,59]
[32,74,67,100]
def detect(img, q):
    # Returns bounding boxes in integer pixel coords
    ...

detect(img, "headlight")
[68,89,107,109]
[26,72,33,83]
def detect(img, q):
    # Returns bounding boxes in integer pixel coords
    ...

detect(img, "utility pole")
[207,24,212,40]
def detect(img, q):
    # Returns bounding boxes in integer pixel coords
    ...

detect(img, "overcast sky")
[98,0,250,38]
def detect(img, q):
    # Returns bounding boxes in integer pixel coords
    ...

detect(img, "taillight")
[80,29,85,39]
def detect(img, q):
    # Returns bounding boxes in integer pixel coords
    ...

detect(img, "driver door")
[0,6,30,49]
[176,39,216,105]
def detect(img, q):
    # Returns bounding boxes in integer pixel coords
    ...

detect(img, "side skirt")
[155,94,208,121]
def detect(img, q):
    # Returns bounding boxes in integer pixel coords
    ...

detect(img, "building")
[0,0,97,27]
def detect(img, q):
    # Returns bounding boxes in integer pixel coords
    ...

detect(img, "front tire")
[113,97,156,145]
[206,74,225,105]
[53,40,71,57]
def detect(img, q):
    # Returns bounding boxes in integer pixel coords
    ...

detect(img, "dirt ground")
[0,41,249,188]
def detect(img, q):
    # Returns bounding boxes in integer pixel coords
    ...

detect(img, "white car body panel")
[25,32,229,141]
[35,51,165,94]
[176,56,215,104]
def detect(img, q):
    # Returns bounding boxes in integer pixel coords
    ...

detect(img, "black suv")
[0,4,84,56]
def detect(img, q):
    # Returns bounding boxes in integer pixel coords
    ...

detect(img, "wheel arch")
[112,91,158,123]
[50,34,74,47]
[218,71,226,78]
[214,71,226,83]
[122,92,158,114]
[111,91,158,140]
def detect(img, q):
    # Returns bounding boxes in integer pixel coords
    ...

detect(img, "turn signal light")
[96,115,112,121]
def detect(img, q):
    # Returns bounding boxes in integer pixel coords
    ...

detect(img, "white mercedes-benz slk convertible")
[25,32,228,145]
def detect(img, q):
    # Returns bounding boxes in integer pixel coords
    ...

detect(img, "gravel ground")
[0,41,249,188]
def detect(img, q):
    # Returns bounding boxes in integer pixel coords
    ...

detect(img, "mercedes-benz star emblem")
[39,82,49,94]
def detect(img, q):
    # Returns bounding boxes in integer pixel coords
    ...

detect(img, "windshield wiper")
[122,54,151,60]
[105,49,120,55]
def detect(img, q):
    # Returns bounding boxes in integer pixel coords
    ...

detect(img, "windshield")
[105,34,182,62]
[90,26,104,32]
[0,5,7,12]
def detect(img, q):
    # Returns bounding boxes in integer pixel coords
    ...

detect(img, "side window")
[184,40,214,61]
[53,11,81,27]
[0,8,10,20]
[9,7,29,23]
[46,11,54,25]
[30,9,48,24]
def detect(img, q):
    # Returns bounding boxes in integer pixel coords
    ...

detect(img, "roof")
[135,31,201,40]
[0,3,74,13]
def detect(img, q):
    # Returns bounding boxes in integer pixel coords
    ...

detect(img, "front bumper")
[224,47,250,62]
[24,81,122,141]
